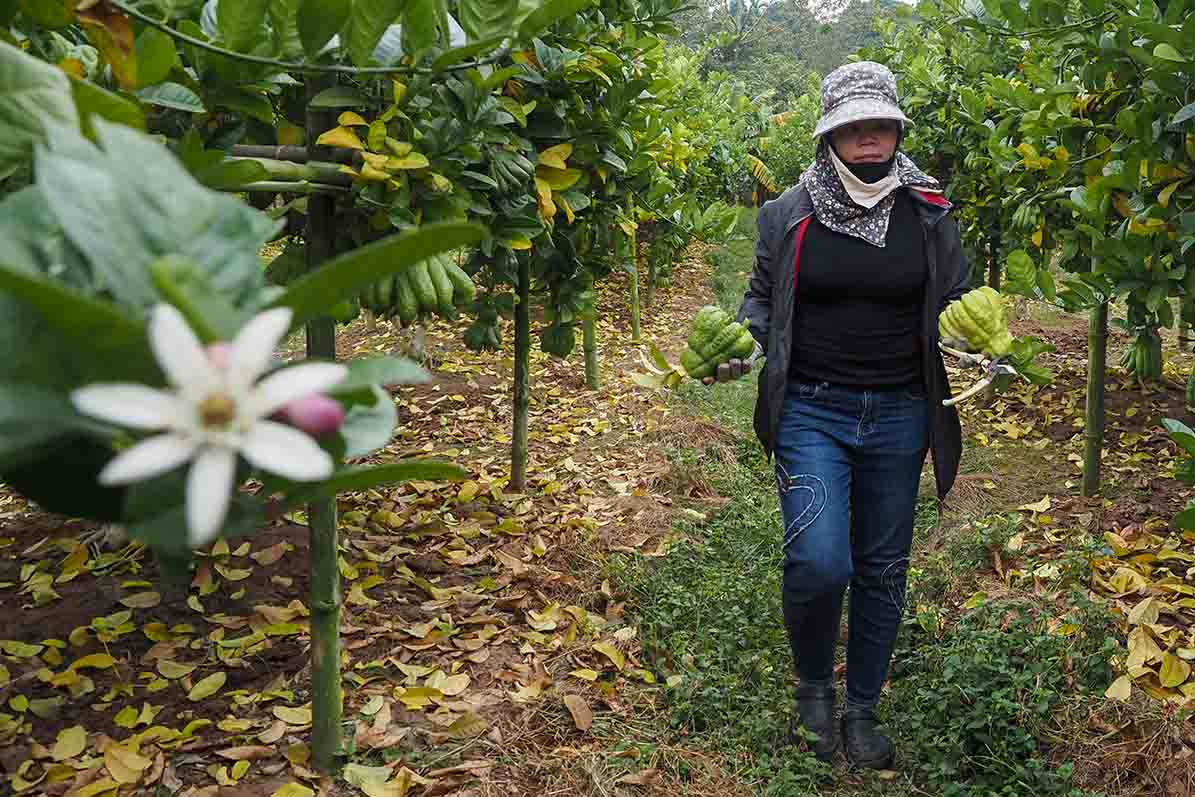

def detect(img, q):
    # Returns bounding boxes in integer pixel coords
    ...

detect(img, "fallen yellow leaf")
[119,591,161,609]
[273,705,313,725]
[1105,674,1132,701]
[188,671,226,701]
[51,725,87,760]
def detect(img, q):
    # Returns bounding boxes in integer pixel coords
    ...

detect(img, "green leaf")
[458,0,518,41]
[210,88,274,125]
[0,40,78,176]
[134,28,178,88]
[136,82,206,113]
[269,0,305,58]
[0,384,97,471]
[219,0,271,52]
[35,120,276,311]
[517,0,593,40]
[329,357,429,401]
[1154,43,1185,62]
[431,36,506,70]
[193,158,271,191]
[1003,249,1037,298]
[20,0,74,28]
[1170,102,1195,129]
[272,222,487,327]
[309,85,367,108]
[298,0,352,57]
[284,459,467,506]
[402,0,439,54]
[69,76,145,137]
[339,384,397,458]
[1174,506,1195,530]
[347,0,407,67]
[148,255,250,342]
[1163,418,1195,454]
[0,263,152,376]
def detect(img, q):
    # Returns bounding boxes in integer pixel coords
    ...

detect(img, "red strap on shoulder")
[913,189,950,207]
[792,216,812,291]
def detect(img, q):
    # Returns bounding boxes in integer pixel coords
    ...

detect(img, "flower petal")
[185,446,237,547]
[241,421,333,482]
[245,363,349,418]
[98,433,198,485]
[228,307,294,393]
[150,304,220,399]
[72,384,190,430]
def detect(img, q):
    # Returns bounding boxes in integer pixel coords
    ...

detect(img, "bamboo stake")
[510,256,531,492]
[228,143,363,165]
[225,156,354,186]
[1083,302,1108,497]
[304,76,343,774]
[236,180,349,195]
[583,268,599,390]
[583,311,599,390]
[626,196,641,344]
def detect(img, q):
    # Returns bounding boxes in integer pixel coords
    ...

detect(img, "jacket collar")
[783,185,952,234]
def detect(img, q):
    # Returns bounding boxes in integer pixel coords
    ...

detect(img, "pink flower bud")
[206,342,233,370]
[282,394,345,436]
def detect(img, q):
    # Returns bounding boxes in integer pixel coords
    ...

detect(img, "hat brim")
[813,99,912,139]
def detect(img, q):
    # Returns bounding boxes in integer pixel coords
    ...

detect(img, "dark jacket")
[736,184,970,500]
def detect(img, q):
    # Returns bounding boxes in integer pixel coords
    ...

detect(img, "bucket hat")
[813,61,912,139]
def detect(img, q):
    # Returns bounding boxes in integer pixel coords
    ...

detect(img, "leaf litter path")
[0,244,739,797]
[937,305,1195,782]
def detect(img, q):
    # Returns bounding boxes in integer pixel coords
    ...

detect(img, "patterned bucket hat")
[812,61,912,139]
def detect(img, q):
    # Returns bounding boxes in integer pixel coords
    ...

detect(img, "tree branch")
[111,0,511,76]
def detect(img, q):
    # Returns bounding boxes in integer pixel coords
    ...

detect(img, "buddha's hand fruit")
[938,286,1013,358]
[359,253,476,325]
[680,305,756,380]
[1120,328,1162,381]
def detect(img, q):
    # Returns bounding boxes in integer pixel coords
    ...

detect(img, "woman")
[710,62,969,769]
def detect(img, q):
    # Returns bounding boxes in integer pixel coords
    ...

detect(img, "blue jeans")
[775,379,929,708]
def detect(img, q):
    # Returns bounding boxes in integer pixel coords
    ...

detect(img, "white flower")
[71,304,347,546]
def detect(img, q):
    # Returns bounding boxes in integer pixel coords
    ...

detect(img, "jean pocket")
[904,388,928,401]
[794,381,824,400]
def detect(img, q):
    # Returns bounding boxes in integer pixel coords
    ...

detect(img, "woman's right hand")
[701,358,753,385]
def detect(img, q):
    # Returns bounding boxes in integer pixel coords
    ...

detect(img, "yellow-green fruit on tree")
[938,286,1013,358]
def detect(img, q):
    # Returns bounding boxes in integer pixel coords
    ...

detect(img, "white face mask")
[828,145,902,209]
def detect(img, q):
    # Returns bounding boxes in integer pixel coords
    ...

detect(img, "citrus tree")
[872,0,1195,496]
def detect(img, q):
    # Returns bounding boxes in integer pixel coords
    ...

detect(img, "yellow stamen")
[199,394,236,427]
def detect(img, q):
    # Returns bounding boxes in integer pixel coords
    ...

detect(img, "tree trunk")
[626,197,640,343]
[304,76,342,775]
[1083,302,1108,497]
[510,256,531,492]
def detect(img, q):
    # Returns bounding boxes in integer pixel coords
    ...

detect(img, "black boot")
[788,683,839,762]
[841,707,894,769]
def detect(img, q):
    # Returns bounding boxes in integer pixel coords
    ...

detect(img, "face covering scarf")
[799,137,942,247]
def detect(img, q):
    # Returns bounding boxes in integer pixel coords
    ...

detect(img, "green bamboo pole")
[582,268,599,390]
[228,143,363,165]
[626,197,641,343]
[510,256,531,492]
[582,312,599,389]
[1083,302,1108,497]
[236,180,350,195]
[304,76,343,774]
[225,156,354,186]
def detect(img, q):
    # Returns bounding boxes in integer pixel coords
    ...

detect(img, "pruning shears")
[939,341,1017,407]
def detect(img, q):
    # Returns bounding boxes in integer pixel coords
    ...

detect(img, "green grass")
[615,211,1117,796]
